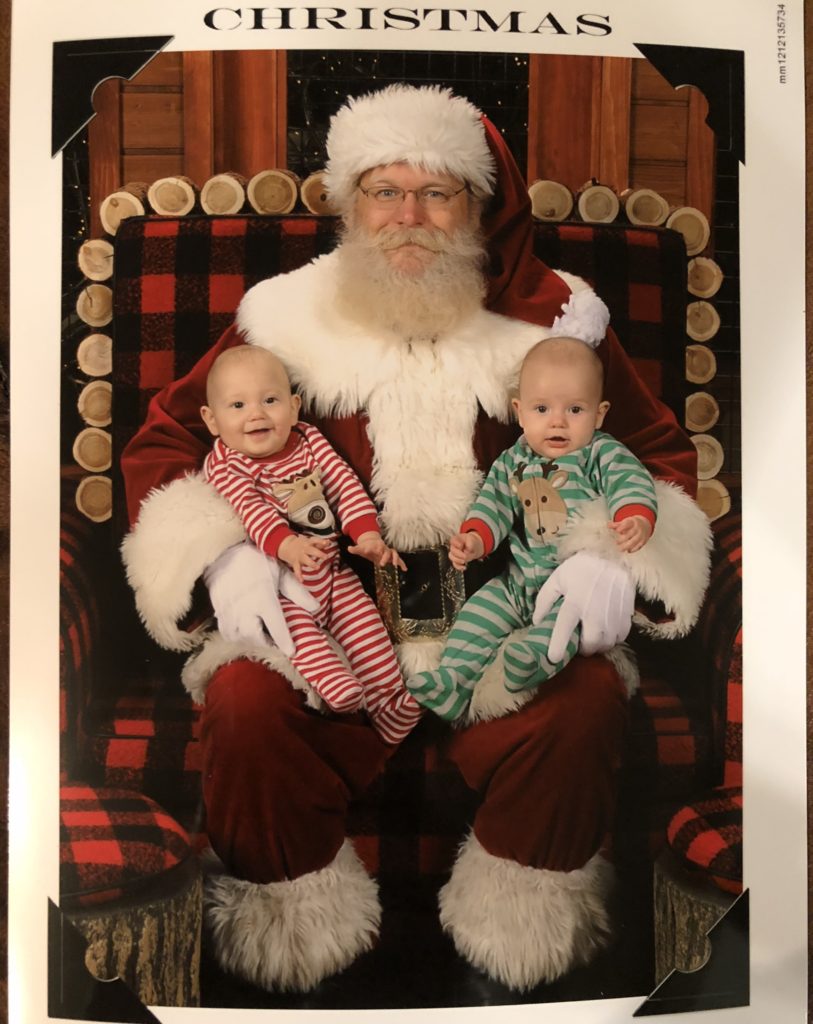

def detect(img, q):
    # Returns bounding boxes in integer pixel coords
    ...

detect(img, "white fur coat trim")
[236,255,607,549]
[440,832,613,990]
[558,480,713,638]
[203,839,380,992]
[120,473,245,651]
[180,632,325,708]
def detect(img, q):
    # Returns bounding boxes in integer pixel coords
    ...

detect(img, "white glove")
[532,551,635,662]
[203,542,319,657]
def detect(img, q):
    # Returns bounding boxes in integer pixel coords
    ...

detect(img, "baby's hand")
[277,534,332,581]
[449,531,485,571]
[608,515,652,554]
[348,531,407,571]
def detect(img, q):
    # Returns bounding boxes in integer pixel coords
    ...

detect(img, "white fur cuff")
[180,631,326,708]
[204,839,381,991]
[120,473,246,651]
[558,480,713,638]
[440,833,613,990]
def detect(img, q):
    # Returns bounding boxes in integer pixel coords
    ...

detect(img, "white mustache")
[376,227,447,253]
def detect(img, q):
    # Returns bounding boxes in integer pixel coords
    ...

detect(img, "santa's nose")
[397,192,426,226]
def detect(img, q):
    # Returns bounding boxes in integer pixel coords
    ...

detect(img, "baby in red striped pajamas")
[201,344,422,744]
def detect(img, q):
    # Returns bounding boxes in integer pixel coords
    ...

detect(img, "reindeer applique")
[270,467,336,536]
[509,462,570,544]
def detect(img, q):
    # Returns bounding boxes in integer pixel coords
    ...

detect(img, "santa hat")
[323,84,497,212]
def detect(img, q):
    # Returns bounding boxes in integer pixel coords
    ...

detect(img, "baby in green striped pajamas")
[407,336,657,721]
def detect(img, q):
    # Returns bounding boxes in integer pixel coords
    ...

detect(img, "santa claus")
[121,84,711,995]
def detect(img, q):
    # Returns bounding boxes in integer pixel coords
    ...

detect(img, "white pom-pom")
[550,287,610,348]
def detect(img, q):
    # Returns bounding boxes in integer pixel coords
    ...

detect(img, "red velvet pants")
[200,654,628,883]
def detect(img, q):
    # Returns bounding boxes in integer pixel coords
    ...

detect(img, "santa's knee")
[198,660,383,992]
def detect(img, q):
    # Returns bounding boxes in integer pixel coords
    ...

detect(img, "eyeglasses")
[357,183,468,207]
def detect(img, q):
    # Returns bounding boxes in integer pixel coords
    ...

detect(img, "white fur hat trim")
[323,84,496,211]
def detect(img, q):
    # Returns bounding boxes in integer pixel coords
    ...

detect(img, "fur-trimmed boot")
[439,832,613,991]
[203,839,381,991]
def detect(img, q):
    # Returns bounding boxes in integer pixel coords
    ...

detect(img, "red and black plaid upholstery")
[58,212,741,884]
[665,786,743,894]
[109,216,688,479]
[59,475,106,782]
[82,689,203,827]
[60,784,194,908]
[697,513,743,786]
[346,715,477,882]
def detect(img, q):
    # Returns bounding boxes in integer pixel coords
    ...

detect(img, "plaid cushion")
[60,784,193,908]
[666,786,743,894]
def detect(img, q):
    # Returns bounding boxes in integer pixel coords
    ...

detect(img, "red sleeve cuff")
[346,513,381,543]
[460,518,495,556]
[613,504,657,530]
[264,524,297,558]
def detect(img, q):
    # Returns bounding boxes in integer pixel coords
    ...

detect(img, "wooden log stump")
[75,475,113,523]
[696,479,732,521]
[688,256,724,298]
[686,300,721,343]
[100,183,148,236]
[691,433,725,480]
[528,180,574,221]
[685,344,717,385]
[576,182,620,223]
[666,206,711,256]
[76,334,112,377]
[76,284,113,328]
[77,239,115,282]
[148,176,198,216]
[72,428,111,473]
[77,380,112,427]
[200,172,248,215]
[300,171,336,215]
[247,169,299,215]
[653,848,734,984]
[620,187,669,226]
[65,858,202,1007]
[686,391,720,432]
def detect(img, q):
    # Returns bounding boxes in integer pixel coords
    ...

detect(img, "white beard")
[334,219,488,341]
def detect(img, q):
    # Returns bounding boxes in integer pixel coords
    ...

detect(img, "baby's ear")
[595,400,610,428]
[200,406,219,437]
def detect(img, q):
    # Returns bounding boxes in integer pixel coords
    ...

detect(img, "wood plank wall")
[528,54,714,219]
[89,51,715,236]
[88,51,287,236]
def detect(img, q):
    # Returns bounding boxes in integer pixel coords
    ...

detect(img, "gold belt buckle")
[374,545,465,643]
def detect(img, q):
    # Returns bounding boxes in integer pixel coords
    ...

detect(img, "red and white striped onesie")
[204,423,421,744]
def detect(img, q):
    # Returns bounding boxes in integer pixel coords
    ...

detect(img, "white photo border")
[8,1,808,1021]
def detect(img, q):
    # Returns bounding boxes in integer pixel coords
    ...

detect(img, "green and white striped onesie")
[407,431,657,721]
